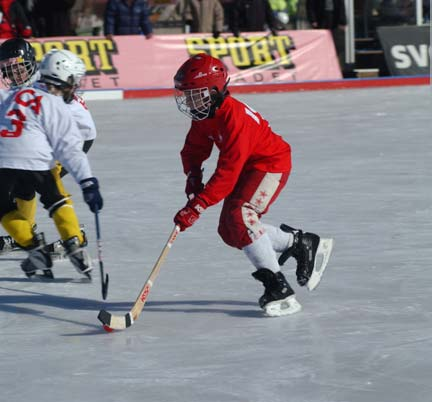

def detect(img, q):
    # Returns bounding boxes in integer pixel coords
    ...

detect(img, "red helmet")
[174,53,228,92]
[174,53,229,120]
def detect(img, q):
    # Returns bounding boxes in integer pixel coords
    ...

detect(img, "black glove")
[213,31,220,39]
[270,28,278,36]
[80,177,103,213]
[232,30,241,38]
[185,168,204,200]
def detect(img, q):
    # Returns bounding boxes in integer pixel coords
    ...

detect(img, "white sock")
[243,233,281,272]
[262,224,293,252]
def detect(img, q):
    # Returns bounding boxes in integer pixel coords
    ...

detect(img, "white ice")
[0,85,431,402]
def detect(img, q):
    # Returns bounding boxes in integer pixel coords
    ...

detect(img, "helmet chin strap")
[208,79,230,118]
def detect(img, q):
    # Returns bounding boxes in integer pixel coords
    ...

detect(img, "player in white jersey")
[0,49,98,268]
[0,38,103,278]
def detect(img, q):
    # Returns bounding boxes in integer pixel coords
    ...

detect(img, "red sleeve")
[180,123,213,175]
[199,107,252,207]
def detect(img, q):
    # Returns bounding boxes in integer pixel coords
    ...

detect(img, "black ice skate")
[20,233,54,279]
[278,224,334,291]
[63,236,92,279]
[0,235,18,254]
[252,268,301,316]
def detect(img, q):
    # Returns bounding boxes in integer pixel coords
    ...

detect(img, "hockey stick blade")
[97,225,180,332]
[98,309,133,330]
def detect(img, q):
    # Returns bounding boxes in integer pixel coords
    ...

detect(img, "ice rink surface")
[0,85,431,402]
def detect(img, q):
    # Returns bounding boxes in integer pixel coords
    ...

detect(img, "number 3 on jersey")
[0,89,42,137]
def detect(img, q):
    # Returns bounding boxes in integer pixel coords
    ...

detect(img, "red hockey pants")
[217,169,289,249]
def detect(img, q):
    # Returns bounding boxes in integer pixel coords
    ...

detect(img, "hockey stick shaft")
[130,225,180,321]
[95,208,109,300]
[98,225,180,330]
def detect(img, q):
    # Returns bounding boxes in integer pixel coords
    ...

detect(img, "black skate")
[252,268,301,316]
[0,235,18,254]
[20,233,54,279]
[278,224,334,291]
[63,236,92,279]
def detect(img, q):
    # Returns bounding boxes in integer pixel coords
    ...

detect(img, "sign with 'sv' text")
[27,30,341,91]
[377,25,430,76]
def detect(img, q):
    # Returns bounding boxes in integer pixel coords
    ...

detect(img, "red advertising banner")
[28,30,341,91]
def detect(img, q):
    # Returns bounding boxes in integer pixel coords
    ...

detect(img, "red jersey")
[180,95,292,207]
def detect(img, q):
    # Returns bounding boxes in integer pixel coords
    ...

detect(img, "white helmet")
[39,49,86,89]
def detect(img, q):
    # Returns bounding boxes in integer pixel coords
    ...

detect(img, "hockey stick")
[97,225,180,331]
[95,208,109,300]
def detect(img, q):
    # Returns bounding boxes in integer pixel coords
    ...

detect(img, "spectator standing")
[32,0,76,37]
[218,0,234,32]
[306,0,346,68]
[72,0,103,36]
[16,0,38,34]
[229,0,278,37]
[306,0,346,29]
[295,0,311,28]
[180,0,224,37]
[104,0,153,40]
[0,0,32,38]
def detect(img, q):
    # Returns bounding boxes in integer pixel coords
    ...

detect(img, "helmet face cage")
[0,57,37,88]
[173,53,228,120]
[0,38,37,89]
[174,87,212,121]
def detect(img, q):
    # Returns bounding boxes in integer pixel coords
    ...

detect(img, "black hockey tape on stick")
[95,208,109,300]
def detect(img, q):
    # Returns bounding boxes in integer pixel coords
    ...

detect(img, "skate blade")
[307,238,334,291]
[72,267,92,280]
[263,295,302,317]
[26,269,55,280]
[42,269,54,279]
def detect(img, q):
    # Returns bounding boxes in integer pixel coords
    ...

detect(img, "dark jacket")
[230,0,277,35]
[104,0,153,36]
[306,0,346,29]
[33,0,75,36]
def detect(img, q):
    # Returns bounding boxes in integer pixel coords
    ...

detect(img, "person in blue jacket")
[104,0,153,40]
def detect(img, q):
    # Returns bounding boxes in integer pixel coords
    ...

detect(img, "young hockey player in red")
[173,53,333,316]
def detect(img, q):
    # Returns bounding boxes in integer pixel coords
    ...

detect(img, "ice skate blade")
[78,270,92,281]
[26,269,54,280]
[307,238,334,291]
[42,269,54,279]
[263,295,302,317]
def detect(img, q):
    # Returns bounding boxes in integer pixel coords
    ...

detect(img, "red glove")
[185,168,204,200]
[174,197,207,231]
